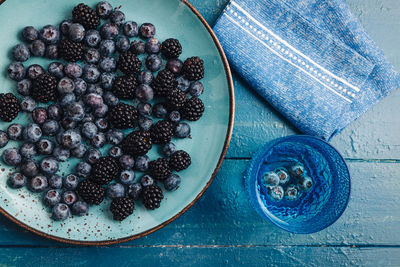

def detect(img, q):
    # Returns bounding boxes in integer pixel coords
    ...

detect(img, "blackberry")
[121,130,152,156]
[151,69,176,97]
[72,3,100,30]
[117,51,141,75]
[148,158,171,180]
[169,150,191,171]
[142,184,163,210]
[112,75,138,100]
[110,197,134,221]
[0,93,20,122]
[182,97,204,121]
[31,74,57,103]
[166,88,186,110]
[161,38,182,59]
[150,120,174,144]
[76,179,105,205]
[58,39,83,62]
[108,103,138,129]
[182,57,204,81]
[90,156,120,185]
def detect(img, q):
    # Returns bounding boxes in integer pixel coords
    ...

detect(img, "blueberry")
[99,40,115,56]
[153,103,168,118]
[47,104,63,121]
[71,144,87,158]
[12,44,30,62]
[116,35,130,52]
[107,183,125,199]
[145,54,162,72]
[139,23,156,39]
[82,113,95,123]
[137,102,152,116]
[49,174,62,189]
[36,139,54,155]
[82,64,101,83]
[164,174,181,191]
[48,62,64,79]
[85,148,102,164]
[7,172,27,189]
[96,1,113,18]
[52,146,70,162]
[168,111,181,124]
[87,84,104,96]
[130,40,145,54]
[299,176,313,192]
[66,102,85,122]
[166,59,183,75]
[64,63,82,79]
[61,130,82,149]
[20,143,37,159]
[28,40,46,57]
[74,78,88,96]
[63,174,79,191]
[103,91,119,107]
[20,96,36,112]
[40,157,59,175]
[0,131,8,148]
[136,84,154,102]
[95,118,108,131]
[262,172,279,187]
[83,48,100,64]
[276,168,290,185]
[59,20,73,36]
[127,183,142,200]
[161,142,176,157]
[176,76,190,92]
[40,25,59,44]
[51,203,70,221]
[22,26,38,42]
[290,164,305,177]
[119,154,135,170]
[91,132,106,148]
[27,64,44,80]
[99,56,116,72]
[138,116,153,131]
[140,174,154,187]
[20,159,39,178]
[100,23,119,40]
[60,94,76,109]
[72,201,89,216]
[123,21,138,37]
[100,72,114,90]
[110,9,125,26]
[81,122,98,139]
[285,185,300,201]
[145,38,160,54]
[189,81,204,97]
[55,131,64,144]
[175,122,191,138]
[57,77,75,95]
[267,185,284,201]
[137,70,154,85]
[106,129,124,145]
[93,103,108,118]
[135,155,149,172]
[42,120,60,136]
[75,162,91,178]
[120,170,135,185]
[7,124,23,140]
[23,123,42,143]
[108,146,122,158]
[7,62,26,81]
[84,29,101,47]
[16,79,32,96]
[30,175,48,193]
[45,45,58,59]
[44,189,61,206]
[69,23,85,42]
[32,107,47,124]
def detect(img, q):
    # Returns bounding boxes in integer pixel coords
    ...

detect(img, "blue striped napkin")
[214,0,400,140]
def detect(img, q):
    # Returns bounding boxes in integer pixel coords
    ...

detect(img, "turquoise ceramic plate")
[0,0,234,244]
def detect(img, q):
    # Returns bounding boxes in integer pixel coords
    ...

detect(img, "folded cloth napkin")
[213,0,400,140]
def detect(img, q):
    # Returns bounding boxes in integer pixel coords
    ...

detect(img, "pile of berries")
[1,2,206,221]
[262,164,313,202]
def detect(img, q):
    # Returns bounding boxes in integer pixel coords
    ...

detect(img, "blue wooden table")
[1,0,400,266]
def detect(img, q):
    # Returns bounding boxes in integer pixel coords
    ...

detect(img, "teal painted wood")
[0,247,398,267]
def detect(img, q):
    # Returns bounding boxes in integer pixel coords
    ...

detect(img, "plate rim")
[0,0,235,245]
